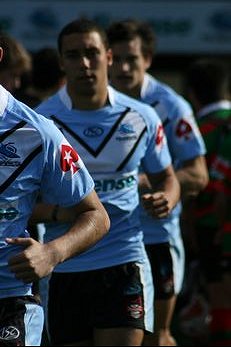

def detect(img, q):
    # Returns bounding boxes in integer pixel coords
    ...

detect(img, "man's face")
[109,37,151,97]
[60,31,112,96]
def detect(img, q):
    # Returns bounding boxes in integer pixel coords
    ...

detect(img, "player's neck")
[129,86,141,99]
[70,89,109,110]
[119,84,141,100]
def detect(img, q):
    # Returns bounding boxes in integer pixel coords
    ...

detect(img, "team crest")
[127,297,144,319]
[155,124,164,146]
[60,144,80,174]
[155,124,165,152]
[175,119,193,140]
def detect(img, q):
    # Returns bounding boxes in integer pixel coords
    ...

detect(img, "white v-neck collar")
[58,85,115,110]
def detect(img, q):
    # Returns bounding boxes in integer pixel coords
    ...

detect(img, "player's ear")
[107,48,113,67]
[144,53,152,70]
[0,47,3,62]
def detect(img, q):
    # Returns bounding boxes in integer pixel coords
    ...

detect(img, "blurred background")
[1,0,231,94]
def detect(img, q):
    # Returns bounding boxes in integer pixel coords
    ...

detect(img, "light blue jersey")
[139,74,206,244]
[0,85,94,299]
[35,85,172,272]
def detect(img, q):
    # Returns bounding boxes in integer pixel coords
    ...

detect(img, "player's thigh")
[146,242,176,300]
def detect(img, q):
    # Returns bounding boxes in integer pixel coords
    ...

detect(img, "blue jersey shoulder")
[143,74,193,121]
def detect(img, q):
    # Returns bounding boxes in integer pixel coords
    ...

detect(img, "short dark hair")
[0,32,31,72]
[186,58,230,105]
[58,17,109,53]
[106,19,156,57]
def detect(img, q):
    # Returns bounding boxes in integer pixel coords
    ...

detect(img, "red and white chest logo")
[155,124,164,146]
[60,144,80,174]
[176,119,192,140]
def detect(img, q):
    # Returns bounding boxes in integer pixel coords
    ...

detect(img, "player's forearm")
[45,206,110,265]
[176,168,200,198]
[160,174,181,211]
[138,173,152,194]
[145,166,181,218]
[7,201,110,282]
[151,166,180,209]
[29,203,78,225]
[29,191,110,268]
[176,156,209,199]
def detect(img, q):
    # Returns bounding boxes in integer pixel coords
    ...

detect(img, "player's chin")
[115,77,134,89]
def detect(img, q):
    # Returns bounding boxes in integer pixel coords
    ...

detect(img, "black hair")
[106,18,156,57]
[58,17,109,53]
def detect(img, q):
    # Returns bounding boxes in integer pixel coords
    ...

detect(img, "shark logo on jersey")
[60,144,80,174]
[118,124,135,135]
[0,142,20,166]
[0,143,20,158]
[116,123,137,142]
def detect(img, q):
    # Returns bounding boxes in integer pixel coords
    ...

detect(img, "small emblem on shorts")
[124,283,142,295]
[0,326,20,340]
[127,297,144,319]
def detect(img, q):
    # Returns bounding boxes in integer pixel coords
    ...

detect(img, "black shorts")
[47,262,153,344]
[0,296,43,346]
[145,242,175,300]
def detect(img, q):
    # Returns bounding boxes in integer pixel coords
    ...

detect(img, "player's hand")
[141,192,171,218]
[6,237,57,283]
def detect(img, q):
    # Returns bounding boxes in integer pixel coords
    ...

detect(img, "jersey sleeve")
[141,109,172,173]
[40,123,94,207]
[168,102,206,166]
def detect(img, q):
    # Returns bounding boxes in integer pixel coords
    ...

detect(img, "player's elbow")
[101,207,111,237]
[183,156,209,197]
[198,170,209,191]
[185,171,209,199]
[194,160,210,194]
[93,202,110,242]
